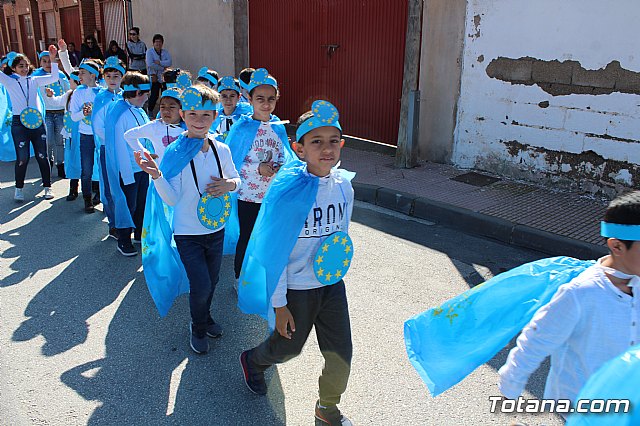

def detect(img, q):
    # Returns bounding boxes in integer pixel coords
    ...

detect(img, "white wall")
[453,0,640,196]
[131,0,235,79]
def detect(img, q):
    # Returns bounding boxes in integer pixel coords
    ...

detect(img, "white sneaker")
[14,188,24,202]
[44,187,54,200]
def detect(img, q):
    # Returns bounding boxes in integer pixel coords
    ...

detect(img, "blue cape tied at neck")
[403,256,595,397]
[223,113,296,255]
[141,134,212,317]
[104,99,149,229]
[237,160,355,327]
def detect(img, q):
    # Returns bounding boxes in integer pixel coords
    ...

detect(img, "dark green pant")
[249,280,352,406]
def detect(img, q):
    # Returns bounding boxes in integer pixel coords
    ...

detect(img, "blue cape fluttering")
[63,111,81,178]
[141,134,210,317]
[565,344,640,426]
[404,256,595,397]
[104,99,149,229]
[0,84,15,162]
[92,88,122,210]
[223,114,296,255]
[237,161,355,328]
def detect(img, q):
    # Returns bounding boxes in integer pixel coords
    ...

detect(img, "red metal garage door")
[249,0,408,145]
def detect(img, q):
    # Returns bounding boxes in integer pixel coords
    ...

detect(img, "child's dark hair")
[187,84,220,109]
[3,53,33,76]
[603,191,640,248]
[295,110,342,144]
[196,68,219,87]
[104,58,125,75]
[121,71,151,99]
[152,34,164,43]
[238,67,255,86]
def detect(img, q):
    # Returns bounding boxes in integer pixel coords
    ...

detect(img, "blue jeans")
[45,111,64,165]
[99,146,115,227]
[174,231,225,337]
[11,117,50,188]
[79,133,95,197]
[117,171,149,244]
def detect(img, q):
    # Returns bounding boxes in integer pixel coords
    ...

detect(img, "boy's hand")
[134,151,160,178]
[82,103,93,116]
[258,162,275,177]
[45,88,54,97]
[48,45,58,60]
[57,39,67,52]
[206,177,235,197]
[275,306,296,339]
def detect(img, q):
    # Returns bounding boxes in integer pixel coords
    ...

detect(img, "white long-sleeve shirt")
[39,72,70,111]
[0,64,60,115]
[123,119,183,162]
[498,258,640,403]
[69,85,99,135]
[270,171,354,308]
[154,136,241,236]
[58,50,74,76]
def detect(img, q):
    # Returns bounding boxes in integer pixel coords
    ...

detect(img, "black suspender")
[189,138,223,197]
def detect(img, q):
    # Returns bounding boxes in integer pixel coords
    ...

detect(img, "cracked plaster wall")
[453,0,640,198]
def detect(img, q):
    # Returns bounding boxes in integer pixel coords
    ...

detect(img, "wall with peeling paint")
[453,0,640,197]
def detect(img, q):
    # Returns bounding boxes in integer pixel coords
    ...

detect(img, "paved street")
[1,162,565,425]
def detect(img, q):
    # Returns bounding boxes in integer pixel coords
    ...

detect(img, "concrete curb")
[353,182,608,259]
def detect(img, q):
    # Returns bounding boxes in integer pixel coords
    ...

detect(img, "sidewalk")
[341,146,609,259]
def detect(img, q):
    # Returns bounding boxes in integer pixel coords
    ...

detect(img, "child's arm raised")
[123,121,154,154]
[135,150,180,206]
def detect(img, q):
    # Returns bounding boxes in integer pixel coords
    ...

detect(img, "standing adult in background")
[145,34,171,113]
[80,35,104,61]
[126,27,146,74]
[106,40,127,64]
[67,42,81,67]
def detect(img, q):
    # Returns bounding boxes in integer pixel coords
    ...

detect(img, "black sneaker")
[189,324,209,354]
[206,321,223,338]
[240,350,267,395]
[315,401,353,426]
[108,228,118,240]
[117,242,137,257]
[92,192,101,206]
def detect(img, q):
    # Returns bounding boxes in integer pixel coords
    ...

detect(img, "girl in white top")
[124,89,184,162]
[0,46,60,201]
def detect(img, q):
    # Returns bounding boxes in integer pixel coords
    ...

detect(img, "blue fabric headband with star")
[123,83,152,92]
[104,56,126,76]
[70,73,80,82]
[38,51,50,60]
[601,222,640,241]
[180,86,216,111]
[217,76,240,93]
[247,68,277,92]
[79,60,100,76]
[296,100,342,142]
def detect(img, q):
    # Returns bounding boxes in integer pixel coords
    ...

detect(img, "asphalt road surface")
[0,162,564,425]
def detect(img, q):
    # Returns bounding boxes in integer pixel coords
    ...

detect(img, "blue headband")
[161,88,182,102]
[217,76,240,93]
[79,61,100,76]
[601,222,640,241]
[239,80,250,91]
[296,100,342,142]
[38,51,50,60]
[198,67,218,86]
[180,86,216,111]
[103,56,125,76]
[70,73,80,82]
[247,68,277,91]
[123,83,151,92]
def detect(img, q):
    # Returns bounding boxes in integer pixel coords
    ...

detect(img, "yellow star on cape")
[335,270,342,278]
[332,235,340,244]
[316,256,324,265]
[317,267,324,277]
[322,243,329,253]
[433,307,444,317]
[325,272,333,282]
[141,228,148,239]
[199,206,205,214]
[341,237,348,245]
[241,279,250,287]
[342,258,350,267]
[344,245,352,254]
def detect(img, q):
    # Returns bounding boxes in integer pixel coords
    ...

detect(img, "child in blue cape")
[34,51,70,178]
[67,55,102,213]
[104,72,152,257]
[0,46,60,201]
[225,68,295,282]
[499,191,640,409]
[211,76,252,142]
[124,88,184,163]
[135,85,241,354]
[91,56,126,238]
[239,100,355,426]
